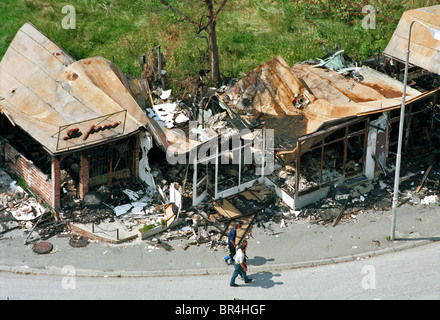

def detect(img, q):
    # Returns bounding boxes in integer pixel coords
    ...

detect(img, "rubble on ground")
[2,78,440,252]
[0,169,66,242]
[2,36,440,256]
[297,153,440,225]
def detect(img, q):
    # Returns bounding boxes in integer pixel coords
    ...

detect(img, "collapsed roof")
[0,22,198,156]
[384,5,440,75]
[0,23,147,155]
[219,55,425,161]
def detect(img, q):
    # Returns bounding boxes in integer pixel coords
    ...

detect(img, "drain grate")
[32,241,53,254]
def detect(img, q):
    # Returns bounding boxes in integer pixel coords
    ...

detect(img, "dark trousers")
[226,245,236,261]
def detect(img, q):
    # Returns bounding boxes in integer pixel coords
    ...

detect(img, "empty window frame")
[88,137,136,188]
[296,117,369,196]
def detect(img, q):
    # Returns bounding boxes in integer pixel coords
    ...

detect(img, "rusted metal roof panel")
[292,63,421,119]
[0,22,199,156]
[220,56,315,149]
[384,5,440,75]
[0,22,149,155]
[220,56,423,154]
[222,56,312,117]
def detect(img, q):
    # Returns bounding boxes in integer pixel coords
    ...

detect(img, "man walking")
[224,222,240,265]
[230,242,252,287]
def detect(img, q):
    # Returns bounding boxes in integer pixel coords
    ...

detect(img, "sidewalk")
[1,201,439,278]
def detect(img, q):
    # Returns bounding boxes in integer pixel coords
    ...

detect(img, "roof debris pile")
[149,84,242,143]
[313,43,358,74]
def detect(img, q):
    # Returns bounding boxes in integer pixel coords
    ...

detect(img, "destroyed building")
[216,55,439,209]
[143,5,440,244]
[212,5,440,211]
[1,5,440,248]
[0,22,177,210]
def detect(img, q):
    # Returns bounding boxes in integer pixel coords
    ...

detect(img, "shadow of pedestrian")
[247,271,283,289]
[247,256,275,266]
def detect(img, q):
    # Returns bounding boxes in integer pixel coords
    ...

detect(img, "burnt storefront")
[0,22,150,209]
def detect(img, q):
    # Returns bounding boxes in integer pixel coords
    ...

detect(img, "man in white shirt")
[229,242,253,287]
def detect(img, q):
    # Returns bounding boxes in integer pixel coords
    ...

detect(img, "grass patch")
[139,219,166,233]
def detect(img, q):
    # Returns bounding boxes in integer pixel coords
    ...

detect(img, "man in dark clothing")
[224,222,240,265]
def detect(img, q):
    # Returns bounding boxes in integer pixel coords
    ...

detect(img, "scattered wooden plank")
[415,165,433,193]
[332,195,351,227]
[213,199,241,220]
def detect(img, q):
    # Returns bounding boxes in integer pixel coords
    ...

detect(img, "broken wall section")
[1,139,54,207]
[139,131,156,189]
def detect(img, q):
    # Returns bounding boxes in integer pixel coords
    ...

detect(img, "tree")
[158,0,228,86]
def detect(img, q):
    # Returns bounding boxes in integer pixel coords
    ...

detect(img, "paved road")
[2,241,440,300]
[2,201,440,278]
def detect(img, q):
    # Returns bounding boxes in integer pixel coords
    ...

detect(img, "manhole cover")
[32,241,53,254]
[69,234,89,248]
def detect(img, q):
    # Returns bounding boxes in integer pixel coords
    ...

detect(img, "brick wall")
[79,153,89,198]
[51,157,61,208]
[1,134,142,208]
[2,140,53,206]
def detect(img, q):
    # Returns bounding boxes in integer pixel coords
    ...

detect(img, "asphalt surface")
[1,199,440,278]
[3,240,440,300]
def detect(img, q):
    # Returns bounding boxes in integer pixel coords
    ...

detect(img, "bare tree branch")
[157,0,229,85]
[158,0,201,26]
[159,0,228,32]
[214,0,228,19]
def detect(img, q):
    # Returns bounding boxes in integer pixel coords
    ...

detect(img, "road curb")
[1,238,437,278]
